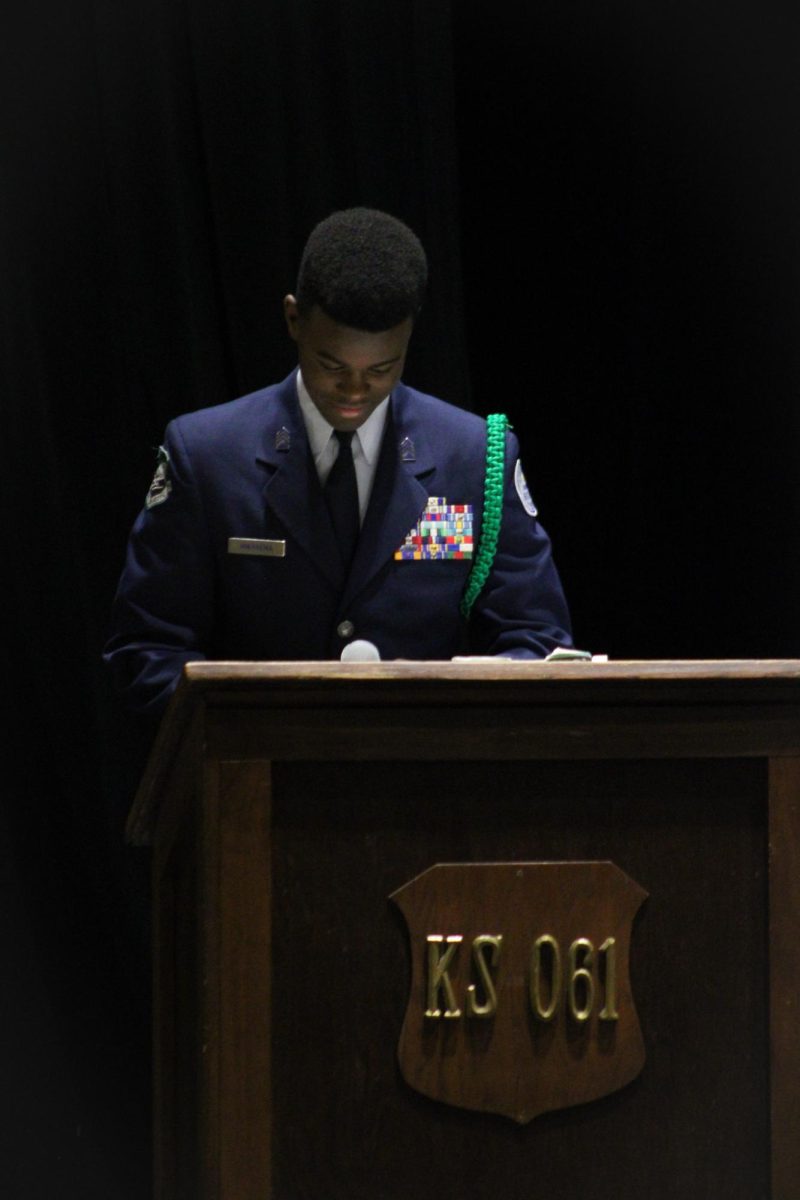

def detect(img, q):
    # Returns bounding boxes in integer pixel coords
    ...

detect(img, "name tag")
[228,537,286,558]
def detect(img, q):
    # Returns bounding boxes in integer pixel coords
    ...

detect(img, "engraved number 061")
[529,936,619,1023]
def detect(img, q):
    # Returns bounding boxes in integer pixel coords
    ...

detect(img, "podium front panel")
[134,663,800,1200]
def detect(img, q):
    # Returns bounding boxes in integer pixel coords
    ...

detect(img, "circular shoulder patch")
[514,459,538,517]
[145,446,172,509]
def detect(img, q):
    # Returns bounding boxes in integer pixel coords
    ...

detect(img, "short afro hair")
[295,208,428,332]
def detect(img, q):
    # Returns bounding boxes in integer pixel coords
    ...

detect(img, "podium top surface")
[170,657,800,712]
[126,660,800,844]
[179,657,800,685]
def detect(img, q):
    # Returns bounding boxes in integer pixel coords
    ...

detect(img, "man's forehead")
[301,306,412,353]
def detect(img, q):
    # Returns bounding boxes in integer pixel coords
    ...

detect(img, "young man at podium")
[104,208,571,717]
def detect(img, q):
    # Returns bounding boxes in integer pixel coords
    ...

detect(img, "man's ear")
[283,294,300,341]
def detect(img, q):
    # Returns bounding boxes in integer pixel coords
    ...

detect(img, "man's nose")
[337,372,368,399]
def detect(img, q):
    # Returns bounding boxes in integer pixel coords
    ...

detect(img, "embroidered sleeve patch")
[145,446,172,509]
[394,497,474,560]
[514,459,538,517]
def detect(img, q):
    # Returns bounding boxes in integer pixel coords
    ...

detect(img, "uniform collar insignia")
[399,435,415,462]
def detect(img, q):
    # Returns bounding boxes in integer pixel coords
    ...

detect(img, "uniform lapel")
[342,387,435,608]
[255,373,345,591]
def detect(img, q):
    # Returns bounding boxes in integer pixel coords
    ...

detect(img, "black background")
[2,0,798,1194]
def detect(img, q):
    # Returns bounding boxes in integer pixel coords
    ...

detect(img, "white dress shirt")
[296,370,390,523]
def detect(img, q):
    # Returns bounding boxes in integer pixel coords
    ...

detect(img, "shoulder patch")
[514,459,538,517]
[145,445,172,509]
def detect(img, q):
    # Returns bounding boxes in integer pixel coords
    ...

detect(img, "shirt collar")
[296,369,390,465]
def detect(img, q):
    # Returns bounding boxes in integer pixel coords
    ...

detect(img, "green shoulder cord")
[460,412,510,619]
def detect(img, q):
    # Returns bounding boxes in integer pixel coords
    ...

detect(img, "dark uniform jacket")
[104,372,572,716]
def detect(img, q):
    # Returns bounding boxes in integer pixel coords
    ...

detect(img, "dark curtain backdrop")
[2,0,799,1195]
[455,0,800,660]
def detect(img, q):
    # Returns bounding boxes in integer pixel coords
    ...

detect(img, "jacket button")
[337,620,355,639]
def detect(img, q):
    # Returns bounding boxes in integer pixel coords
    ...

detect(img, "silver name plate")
[228,537,286,558]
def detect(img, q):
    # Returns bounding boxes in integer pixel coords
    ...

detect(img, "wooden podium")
[128,661,800,1200]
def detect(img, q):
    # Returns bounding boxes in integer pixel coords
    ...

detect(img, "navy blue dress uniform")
[104,372,572,717]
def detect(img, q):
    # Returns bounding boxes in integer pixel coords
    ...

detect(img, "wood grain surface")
[139,662,800,1199]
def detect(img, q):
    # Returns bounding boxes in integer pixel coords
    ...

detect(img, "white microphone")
[340,639,381,662]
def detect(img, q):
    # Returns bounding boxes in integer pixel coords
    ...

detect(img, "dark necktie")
[324,430,360,569]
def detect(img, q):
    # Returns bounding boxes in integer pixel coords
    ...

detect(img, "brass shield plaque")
[390,861,647,1123]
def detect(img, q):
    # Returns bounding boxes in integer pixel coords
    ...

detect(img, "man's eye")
[369,366,391,376]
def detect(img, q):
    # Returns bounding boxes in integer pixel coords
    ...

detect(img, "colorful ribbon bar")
[394,498,474,561]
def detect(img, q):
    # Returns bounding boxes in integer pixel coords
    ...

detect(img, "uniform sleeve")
[467,430,573,658]
[103,420,215,718]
